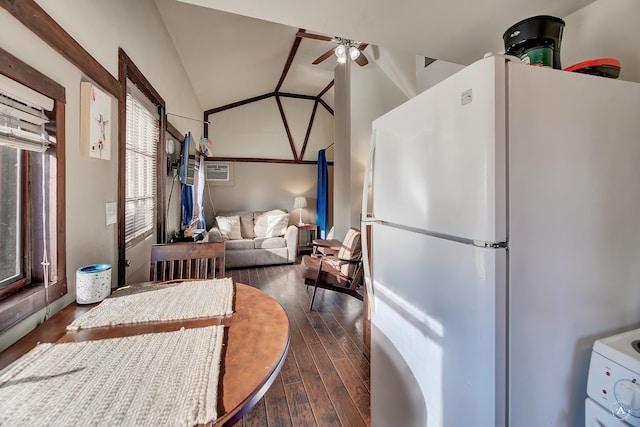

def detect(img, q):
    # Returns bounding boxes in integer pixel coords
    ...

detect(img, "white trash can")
[76,264,112,304]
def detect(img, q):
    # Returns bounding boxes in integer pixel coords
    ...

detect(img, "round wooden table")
[215,283,290,425]
[0,282,290,426]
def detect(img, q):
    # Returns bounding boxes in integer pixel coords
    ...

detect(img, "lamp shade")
[293,196,308,209]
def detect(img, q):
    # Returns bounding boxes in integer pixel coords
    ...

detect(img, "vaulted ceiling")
[156,0,597,114]
[155,0,340,113]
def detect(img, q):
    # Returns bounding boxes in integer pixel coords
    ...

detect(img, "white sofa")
[206,209,298,269]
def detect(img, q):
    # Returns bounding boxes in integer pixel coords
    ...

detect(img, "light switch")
[106,202,117,226]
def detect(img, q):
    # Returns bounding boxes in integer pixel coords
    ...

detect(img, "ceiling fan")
[296,31,369,67]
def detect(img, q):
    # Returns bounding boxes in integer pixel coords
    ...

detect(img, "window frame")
[117,48,166,287]
[0,47,67,332]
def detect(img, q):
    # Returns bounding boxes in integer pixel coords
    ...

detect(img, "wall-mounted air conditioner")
[205,162,231,182]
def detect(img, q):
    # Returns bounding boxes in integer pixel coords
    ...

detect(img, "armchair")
[311,226,341,256]
[301,228,364,310]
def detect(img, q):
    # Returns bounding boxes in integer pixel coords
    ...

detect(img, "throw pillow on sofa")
[254,209,287,237]
[265,213,289,237]
[236,211,255,238]
[216,215,242,240]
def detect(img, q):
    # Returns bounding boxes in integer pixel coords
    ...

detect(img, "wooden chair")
[311,226,341,256]
[301,228,364,310]
[150,241,225,281]
[311,237,342,256]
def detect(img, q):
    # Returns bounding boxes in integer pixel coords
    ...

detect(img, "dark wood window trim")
[167,121,183,142]
[0,48,67,333]
[117,48,166,287]
[3,1,167,288]
[0,0,119,100]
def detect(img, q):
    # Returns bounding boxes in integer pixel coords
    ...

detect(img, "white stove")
[586,328,640,426]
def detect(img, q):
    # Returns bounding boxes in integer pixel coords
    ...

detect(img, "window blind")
[125,84,158,246]
[0,91,50,152]
[0,77,50,290]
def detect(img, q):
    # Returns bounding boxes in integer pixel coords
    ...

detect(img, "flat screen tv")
[178,132,195,186]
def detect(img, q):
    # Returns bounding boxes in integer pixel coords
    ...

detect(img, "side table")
[294,223,317,255]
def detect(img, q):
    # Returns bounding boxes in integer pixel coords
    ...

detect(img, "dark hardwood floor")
[226,261,370,427]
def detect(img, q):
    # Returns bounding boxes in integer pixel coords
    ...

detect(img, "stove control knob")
[613,379,640,419]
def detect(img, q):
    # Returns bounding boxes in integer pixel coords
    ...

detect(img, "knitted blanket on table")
[0,325,224,426]
[67,277,234,331]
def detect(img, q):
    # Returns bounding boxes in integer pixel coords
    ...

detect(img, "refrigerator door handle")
[361,131,377,311]
[361,223,375,312]
[361,130,377,222]
[472,240,508,249]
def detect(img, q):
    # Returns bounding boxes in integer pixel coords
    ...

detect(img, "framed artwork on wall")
[80,81,111,160]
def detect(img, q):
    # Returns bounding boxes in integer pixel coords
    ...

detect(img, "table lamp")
[293,196,307,225]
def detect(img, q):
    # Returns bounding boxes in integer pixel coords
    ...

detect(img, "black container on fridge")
[503,15,565,69]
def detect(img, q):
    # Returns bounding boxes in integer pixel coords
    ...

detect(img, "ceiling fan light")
[349,46,361,60]
[337,56,347,64]
[334,44,347,59]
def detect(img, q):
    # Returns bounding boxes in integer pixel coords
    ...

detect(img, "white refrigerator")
[361,55,640,427]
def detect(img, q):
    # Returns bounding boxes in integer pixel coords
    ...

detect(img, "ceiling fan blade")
[296,31,333,42]
[354,52,369,66]
[313,49,335,65]
[353,42,369,66]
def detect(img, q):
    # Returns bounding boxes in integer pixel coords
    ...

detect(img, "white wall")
[0,0,201,351]
[346,55,409,235]
[204,91,333,228]
[333,62,352,239]
[331,46,419,239]
[416,59,465,93]
[413,0,640,95]
[561,0,640,83]
[368,45,417,99]
[203,162,317,226]
[207,96,333,161]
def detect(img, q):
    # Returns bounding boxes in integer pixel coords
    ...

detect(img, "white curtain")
[192,155,206,229]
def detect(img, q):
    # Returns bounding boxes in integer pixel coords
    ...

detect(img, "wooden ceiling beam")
[317,80,334,99]
[295,31,333,42]
[204,92,275,116]
[205,156,321,165]
[299,99,319,161]
[318,98,334,116]
[277,92,316,100]
[275,94,298,161]
[275,28,304,93]
[203,26,338,161]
